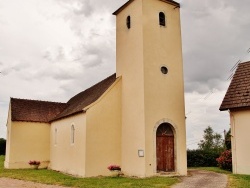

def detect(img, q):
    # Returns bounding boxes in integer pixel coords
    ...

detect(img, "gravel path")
[0,178,70,188]
[172,169,228,188]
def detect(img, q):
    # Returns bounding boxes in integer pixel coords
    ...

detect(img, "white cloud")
[0,0,248,151]
[185,90,230,149]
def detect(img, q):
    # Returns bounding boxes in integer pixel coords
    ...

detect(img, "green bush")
[0,138,6,155]
[187,149,220,167]
[216,150,232,171]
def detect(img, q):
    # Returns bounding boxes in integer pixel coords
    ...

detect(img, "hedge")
[187,149,220,167]
[0,138,6,155]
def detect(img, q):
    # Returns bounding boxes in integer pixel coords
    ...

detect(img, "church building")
[5,0,187,177]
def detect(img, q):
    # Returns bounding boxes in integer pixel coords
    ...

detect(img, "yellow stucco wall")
[143,0,187,176]
[116,0,146,177]
[50,78,121,177]
[230,109,250,175]
[50,113,86,177]
[84,78,121,177]
[4,117,50,169]
[115,0,186,177]
[4,105,12,167]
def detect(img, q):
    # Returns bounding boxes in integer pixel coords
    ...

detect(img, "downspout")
[230,110,237,174]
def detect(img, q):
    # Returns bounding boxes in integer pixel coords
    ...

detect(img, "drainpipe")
[230,110,237,174]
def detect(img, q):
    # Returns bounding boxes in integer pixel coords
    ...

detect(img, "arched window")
[126,16,131,29]
[71,125,75,144]
[159,12,166,26]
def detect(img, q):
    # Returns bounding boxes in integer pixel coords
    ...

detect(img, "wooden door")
[156,123,175,172]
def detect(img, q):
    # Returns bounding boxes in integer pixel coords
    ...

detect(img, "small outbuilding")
[220,61,250,175]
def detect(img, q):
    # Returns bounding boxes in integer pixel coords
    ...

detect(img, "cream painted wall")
[143,0,187,176]
[116,0,146,177]
[115,0,186,176]
[50,113,86,177]
[5,119,50,169]
[230,109,250,175]
[85,78,121,177]
[4,105,11,167]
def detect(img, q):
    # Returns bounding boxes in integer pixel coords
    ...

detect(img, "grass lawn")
[194,167,250,188]
[229,174,250,188]
[0,156,179,188]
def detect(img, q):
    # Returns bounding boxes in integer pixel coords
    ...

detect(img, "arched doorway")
[156,123,175,172]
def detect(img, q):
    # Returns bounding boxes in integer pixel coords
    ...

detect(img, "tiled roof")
[11,98,68,123]
[220,61,250,111]
[10,74,117,123]
[51,74,117,121]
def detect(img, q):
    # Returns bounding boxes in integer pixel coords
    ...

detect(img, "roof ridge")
[52,73,117,121]
[10,74,117,123]
[67,73,116,104]
[11,98,68,123]
[239,61,250,65]
[11,97,67,105]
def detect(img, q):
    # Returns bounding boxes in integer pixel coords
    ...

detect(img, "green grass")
[0,156,179,188]
[192,167,250,188]
[229,174,250,188]
[190,167,232,174]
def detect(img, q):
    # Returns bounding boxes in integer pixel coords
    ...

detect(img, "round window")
[161,66,168,74]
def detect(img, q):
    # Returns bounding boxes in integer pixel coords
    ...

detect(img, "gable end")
[220,61,250,111]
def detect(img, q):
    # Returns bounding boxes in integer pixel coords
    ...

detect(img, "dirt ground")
[0,178,70,188]
[171,169,228,188]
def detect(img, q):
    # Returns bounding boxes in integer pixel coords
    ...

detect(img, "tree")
[0,138,6,155]
[198,126,224,153]
[225,129,231,150]
[187,126,225,167]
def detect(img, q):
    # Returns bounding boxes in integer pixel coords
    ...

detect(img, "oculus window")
[161,66,168,74]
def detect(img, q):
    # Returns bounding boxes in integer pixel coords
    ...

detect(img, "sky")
[1,0,250,149]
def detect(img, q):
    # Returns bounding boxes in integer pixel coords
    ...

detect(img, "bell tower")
[113,0,187,177]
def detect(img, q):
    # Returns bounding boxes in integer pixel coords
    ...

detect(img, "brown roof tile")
[51,73,117,121]
[220,61,250,111]
[11,98,68,123]
[10,74,117,123]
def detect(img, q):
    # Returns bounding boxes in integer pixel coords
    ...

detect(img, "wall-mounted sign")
[138,150,144,157]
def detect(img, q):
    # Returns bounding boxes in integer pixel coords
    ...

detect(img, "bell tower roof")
[113,0,180,15]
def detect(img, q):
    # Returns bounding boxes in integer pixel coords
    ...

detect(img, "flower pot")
[110,170,120,177]
[31,165,39,170]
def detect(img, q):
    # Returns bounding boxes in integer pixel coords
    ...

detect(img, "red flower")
[107,165,121,171]
[216,150,232,171]
[29,160,41,165]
